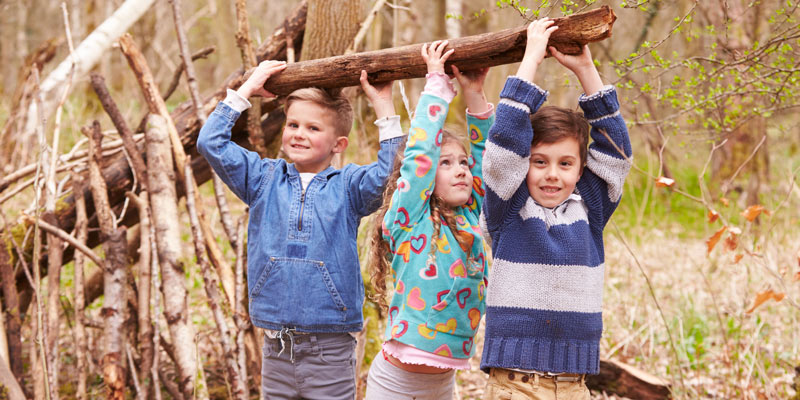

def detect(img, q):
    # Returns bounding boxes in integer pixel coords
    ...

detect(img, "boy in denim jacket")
[197,60,404,399]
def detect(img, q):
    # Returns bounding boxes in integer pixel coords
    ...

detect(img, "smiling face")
[281,100,348,173]
[433,138,473,207]
[526,137,583,208]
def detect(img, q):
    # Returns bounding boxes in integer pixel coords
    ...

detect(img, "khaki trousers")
[482,368,590,400]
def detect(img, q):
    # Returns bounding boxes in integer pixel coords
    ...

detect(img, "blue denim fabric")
[197,102,403,332]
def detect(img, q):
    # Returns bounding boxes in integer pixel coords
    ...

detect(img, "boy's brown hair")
[285,88,354,137]
[530,106,589,166]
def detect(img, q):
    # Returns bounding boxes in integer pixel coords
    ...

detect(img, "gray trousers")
[261,331,357,400]
[365,351,455,399]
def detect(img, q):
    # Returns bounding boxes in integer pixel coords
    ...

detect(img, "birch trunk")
[22,0,156,138]
[146,113,201,399]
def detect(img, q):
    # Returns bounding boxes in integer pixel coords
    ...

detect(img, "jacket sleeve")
[196,102,276,204]
[346,132,405,217]
[462,110,494,217]
[384,93,450,236]
[481,77,548,233]
[575,86,632,229]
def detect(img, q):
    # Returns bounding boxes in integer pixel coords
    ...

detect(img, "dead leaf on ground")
[655,176,675,188]
[746,289,785,313]
[733,254,743,264]
[706,226,727,255]
[720,197,730,207]
[724,232,739,251]
[741,205,768,222]
[708,209,719,223]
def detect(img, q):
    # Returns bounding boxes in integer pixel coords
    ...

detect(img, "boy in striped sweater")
[480,18,632,399]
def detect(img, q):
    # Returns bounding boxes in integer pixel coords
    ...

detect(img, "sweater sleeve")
[482,76,548,232]
[575,86,632,229]
[384,93,450,235]
[462,106,494,217]
[196,102,277,204]
[346,116,405,217]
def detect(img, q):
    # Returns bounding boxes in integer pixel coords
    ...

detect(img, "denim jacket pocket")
[425,270,486,338]
[251,257,347,327]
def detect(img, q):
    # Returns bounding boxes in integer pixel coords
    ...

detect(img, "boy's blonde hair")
[285,88,353,137]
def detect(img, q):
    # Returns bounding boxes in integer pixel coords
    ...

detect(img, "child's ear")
[333,136,349,154]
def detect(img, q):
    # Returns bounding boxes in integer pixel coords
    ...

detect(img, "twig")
[610,221,687,393]
[150,220,162,400]
[126,344,145,400]
[234,0,266,157]
[233,214,248,386]
[184,159,247,399]
[70,171,89,400]
[31,59,53,400]
[23,215,105,269]
[720,134,767,196]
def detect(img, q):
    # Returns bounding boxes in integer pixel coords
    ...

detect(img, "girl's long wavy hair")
[368,130,474,310]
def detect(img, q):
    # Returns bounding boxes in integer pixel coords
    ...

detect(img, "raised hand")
[236,60,288,99]
[549,44,604,96]
[421,40,455,75]
[452,65,490,114]
[517,18,558,82]
[360,70,395,119]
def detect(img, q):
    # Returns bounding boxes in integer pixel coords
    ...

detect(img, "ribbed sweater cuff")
[500,77,548,111]
[578,85,619,120]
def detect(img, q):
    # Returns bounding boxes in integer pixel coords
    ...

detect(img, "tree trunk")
[146,113,201,399]
[301,0,362,61]
[265,6,616,95]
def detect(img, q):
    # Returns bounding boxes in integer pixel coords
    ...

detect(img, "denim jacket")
[197,101,404,332]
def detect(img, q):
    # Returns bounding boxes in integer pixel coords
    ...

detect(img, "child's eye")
[533,159,545,166]
[561,161,572,167]
[287,122,299,128]
[310,126,320,131]
[460,160,469,167]
[440,160,450,166]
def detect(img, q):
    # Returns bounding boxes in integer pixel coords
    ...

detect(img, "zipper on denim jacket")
[298,190,306,231]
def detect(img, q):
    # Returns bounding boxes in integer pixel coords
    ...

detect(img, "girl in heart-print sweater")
[365,39,494,398]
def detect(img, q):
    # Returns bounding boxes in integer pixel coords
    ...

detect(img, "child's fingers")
[440,48,455,63]
[451,64,463,79]
[421,42,430,61]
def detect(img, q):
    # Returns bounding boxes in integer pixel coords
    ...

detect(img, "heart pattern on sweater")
[418,324,437,340]
[435,318,457,334]
[456,288,471,308]
[449,259,466,278]
[468,308,481,330]
[414,154,432,177]
[391,320,408,338]
[462,337,473,355]
[419,263,437,280]
[410,234,427,253]
[407,287,426,311]
[433,344,452,357]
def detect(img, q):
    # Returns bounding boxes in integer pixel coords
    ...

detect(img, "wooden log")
[264,5,616,95]
[586,359,671,399]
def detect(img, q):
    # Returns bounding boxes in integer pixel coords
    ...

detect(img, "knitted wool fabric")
[480,77,632,374]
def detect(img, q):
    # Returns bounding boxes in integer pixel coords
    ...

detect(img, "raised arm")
[385,41,454,232]
[551,45,632,227]
[197,60,287,203]
[347,72,405,216]
[482,19,553,232]
[452,66,494,215]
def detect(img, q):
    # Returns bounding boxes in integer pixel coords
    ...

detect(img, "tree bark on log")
[70,172,89,400]
[586,359,671,399]
[264,6,616,95]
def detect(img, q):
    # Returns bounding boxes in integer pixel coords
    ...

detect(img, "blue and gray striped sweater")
[480,77,632,374]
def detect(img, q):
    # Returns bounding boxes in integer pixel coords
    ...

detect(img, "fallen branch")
[265,6,616,94]
[23,216,104,269]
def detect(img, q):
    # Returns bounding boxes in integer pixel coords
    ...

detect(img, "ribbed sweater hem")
[479,336,600,375]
